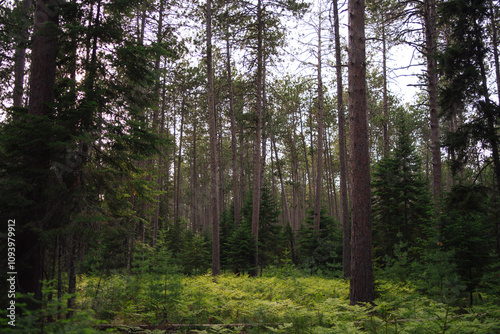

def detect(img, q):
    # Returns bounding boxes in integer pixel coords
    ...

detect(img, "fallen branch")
[94,322,282,332]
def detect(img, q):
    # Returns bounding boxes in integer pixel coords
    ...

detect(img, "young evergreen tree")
[372,111,431,262]
[297,208,342,275]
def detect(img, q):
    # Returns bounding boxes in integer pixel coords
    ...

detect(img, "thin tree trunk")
[382,23,389,157]
[325,133,338,221]
[348,0,374,305]
[489,0,500,103]
[314,13,325,234]
[207,0,220,276]
[175,100,185,225]
[226,36,241,227]
[13,0,32,108]
[151,0,165,245]
[251,0,264,277]
[272,134,292,226]
[334,0,350,279]
[192,120,199,232]
[299,113,313,205]
[67,238,77,316]
[424,0,442,202]
[309,112,315,206]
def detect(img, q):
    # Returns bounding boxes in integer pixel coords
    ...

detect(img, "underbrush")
[75,271,500,333]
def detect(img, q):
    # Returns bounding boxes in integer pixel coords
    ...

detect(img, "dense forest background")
[1,0,500,331]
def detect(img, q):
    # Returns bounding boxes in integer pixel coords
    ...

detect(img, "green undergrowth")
[75,272,500,333]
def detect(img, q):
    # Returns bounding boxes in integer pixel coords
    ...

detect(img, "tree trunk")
[175,100,185,225]
[334,0,350,280]
[348,0,374,305]
[424,0,442,202]
[314,13,324,234]
[29,0,58,117]
[192,120,199,233]
[13,0,32,108]
[207,0,220,276]
[251,0,264,276]
[489,0,500,104]
[272,133,292,226]
[382,23,389,157]
[226,35,241,227]
[67,237,77,317]
[299,113,313,205]
[21,0,59,301]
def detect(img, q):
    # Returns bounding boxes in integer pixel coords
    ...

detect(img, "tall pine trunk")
[251,0,264,276]
[382,23,389,157]
[314,12,324,234]
[334,0,350,279]
[424,0,442,202]
[348,0,374,305]
[207,0,220,276]
[226,35,241,227]
[22,0,60,300]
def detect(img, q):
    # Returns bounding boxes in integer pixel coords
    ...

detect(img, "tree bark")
[489,0,500,104]
[424,0,442,202]
[314,12,324,234]
[272,133,292,226]
[334,0,350,279]
[174,100,185,225]
[28,0,59,117]
[192,120,199,233]
[348,0,374,305]
[299,113,313,205]
[251,0,264,276]
[226,35,241,227]
[21,0,59,301]
[13,0,32,108]
[207,0,220,276]
[382,23,389,157]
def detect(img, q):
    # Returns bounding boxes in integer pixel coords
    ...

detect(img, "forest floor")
[69,271,500,333]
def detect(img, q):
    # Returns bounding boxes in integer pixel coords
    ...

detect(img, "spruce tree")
[372,111,431,262]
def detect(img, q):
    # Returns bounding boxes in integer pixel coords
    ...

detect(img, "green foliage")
[0,282,99,333]
[371,111,431,263]
[222,185,285,274]
[225,220,256,274]
[179,229,212,275]
[297,208,342,276]
[76,273,500,333]
[439,184,494,297]
[80,238,183,324]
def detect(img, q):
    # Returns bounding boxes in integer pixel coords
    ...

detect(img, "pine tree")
[348,0,374,305]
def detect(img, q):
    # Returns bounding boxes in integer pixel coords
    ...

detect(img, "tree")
[207,0,221,276]
[372,110,431,261]
[12,0,61,299]
[438,0,500,196]
[298,208,342,275]
[332,0,350,279]
[250,0,264,276]
[313,0,326,235]
[348,0,374,305]
[423,0,442,202]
